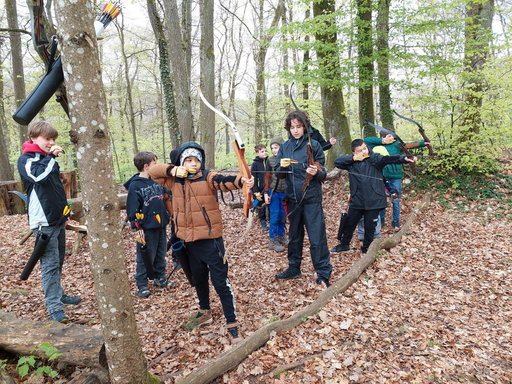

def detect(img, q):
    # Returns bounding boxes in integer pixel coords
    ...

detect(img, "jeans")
[135,227,167,287]
[357,214,381,239]
[387,178,402,226]
[33,223,65,315]
[268,191,285,239]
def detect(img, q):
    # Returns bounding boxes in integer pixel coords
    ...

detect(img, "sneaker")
[184,309,212,331]
[154,277,168,289]
[316,278,331,288]
[276,235,289,246]
[61,294,81,305]
[268,238,285,252]
[330,244,350,253]
[357,234,364,241]
[227,322,243,344]
[137,286,151,298]
[275,268,302,280]
[49,310,69,323]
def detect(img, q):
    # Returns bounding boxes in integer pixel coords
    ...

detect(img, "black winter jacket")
[124,175,170,230]
[275,135,326,203]
[334,148,408,210]
[250,156,267,194]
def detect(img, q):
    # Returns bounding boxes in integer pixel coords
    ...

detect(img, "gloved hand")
[353,154,368,162]
[135,230,146,245]
[280,158,291,168]
[170,166,188,178]
[254,192,263,201]
[50,145,65,156]
[382,135,395,145]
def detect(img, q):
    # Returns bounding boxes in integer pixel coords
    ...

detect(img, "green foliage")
[14,343,63,379]
[1,359,7,370]
[426,145,501,177]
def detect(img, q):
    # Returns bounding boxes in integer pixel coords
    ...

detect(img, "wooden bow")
[197,86,252,218]
[393,110,434,157]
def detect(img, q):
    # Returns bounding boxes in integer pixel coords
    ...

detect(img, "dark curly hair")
[284,110,310,131]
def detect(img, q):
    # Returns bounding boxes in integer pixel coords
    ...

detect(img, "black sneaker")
[275,268,302,280]
[316,278,331,288]
[49,310,69,323]
[154,277,168,288]
[330,244,350,253]
[61,294,81,305]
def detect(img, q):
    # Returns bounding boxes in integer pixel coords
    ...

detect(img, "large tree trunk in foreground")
[53,1,152,382]
[176,193,432,384]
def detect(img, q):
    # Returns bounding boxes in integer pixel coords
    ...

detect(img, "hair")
[254,143,266,152]
[351,139,365,152]
[284,111,311,131]
[134,151,157,172]
[28,121,59,140]
[379,131,388,138]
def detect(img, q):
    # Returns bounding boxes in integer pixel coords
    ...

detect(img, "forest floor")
[1,164,511,383]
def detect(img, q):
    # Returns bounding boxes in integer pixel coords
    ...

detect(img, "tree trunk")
[163,0,195,142]
[0,104,14,181]
[176,194,431,384]
[147,0,181,150]
[313,0,352,163]
[53,1,152,382]
[0,181,25,215]
[376,0,393,129]
[199,0,216,168]
[461,0,495,136]
[356,0,376,137]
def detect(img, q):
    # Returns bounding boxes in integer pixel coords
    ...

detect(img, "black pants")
[340,208,381,252]
[186,238,236,324]
[287,200,332,281]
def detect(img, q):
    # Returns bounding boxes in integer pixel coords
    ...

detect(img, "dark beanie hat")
[270,137,284,147]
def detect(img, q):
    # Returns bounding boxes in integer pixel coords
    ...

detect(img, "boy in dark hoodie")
[251,143,268,230]
[17,121,81,323]
[125,151,170,298]
[331,139,417,254]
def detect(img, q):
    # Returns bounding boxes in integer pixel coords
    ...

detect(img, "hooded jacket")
[250,155,267,194]
[265,137,285,193]
[275,135,326,204]
[149,141,245,242]
[334,147,408,210]
[124,174,170,230]
[17,141,68,229]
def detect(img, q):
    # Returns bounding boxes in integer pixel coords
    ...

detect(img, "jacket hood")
[123,173,141,190]
[176,141,206,170]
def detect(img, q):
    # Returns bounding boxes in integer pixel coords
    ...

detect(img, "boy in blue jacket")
[274,111,332,287]
[331,139,416,254]
[125,151,170,298]
[17,121,81,323]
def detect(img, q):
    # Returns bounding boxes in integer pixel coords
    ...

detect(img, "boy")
[331,139,417,254]
[125,151,170,298]
[264,137,286,252]
[251,143,268,230]
[365,132,431,228]
[17,121,81,323]
[274,111,332,287]
[148,141,254,344]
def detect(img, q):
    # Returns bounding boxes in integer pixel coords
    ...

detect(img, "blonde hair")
[28,121,59,140]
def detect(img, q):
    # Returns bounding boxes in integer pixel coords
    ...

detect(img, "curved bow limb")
[197,86,252,218]
[393,110,434,157]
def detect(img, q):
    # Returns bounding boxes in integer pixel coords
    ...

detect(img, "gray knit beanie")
[270,137,284,147]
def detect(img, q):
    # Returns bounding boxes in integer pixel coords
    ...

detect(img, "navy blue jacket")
[124,175,170,230]
[18,150,68,229]
[275,135,326,203]
[250,156,267,194]
[334,148,408,210]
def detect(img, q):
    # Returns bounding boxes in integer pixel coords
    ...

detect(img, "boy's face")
[353,143,369,157]
[31,135,56,153]
[289,119,305,139]
[145,158,157,171]
[183,156,201,171]
[257,147,268,159]
[270,143,280,156]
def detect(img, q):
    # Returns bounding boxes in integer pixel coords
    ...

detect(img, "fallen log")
[0,368,16,384]
[176,193,431,384]
[0,310,106,370]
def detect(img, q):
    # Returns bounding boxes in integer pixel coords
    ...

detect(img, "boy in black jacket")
[251,143,268,230]
[274,111,332,287]
[17,121,81,323]
[331,139,416,254]
[125,151,170,298]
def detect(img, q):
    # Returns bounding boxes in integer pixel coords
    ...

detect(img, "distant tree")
[376,0,393,129]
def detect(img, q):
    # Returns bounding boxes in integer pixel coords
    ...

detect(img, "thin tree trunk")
[53,1,152,382]
[376,0,393,129]
[0,46,14,181]
[199,0,215,168]
[356,0,375,137]
[163,0,195,142]
[6,0,28,148]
